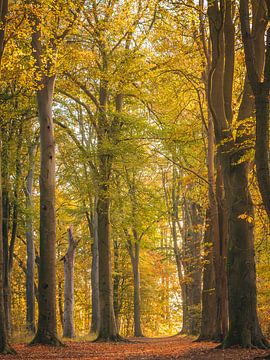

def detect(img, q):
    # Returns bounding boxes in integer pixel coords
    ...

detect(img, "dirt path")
[0,336,269,359]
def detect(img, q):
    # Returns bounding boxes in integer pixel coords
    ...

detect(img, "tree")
[240,0,270,219]
[25,140,38,334]
[62,227,77,338]
[207,0,268,348]
[28,0,81,345]
[0,0,15,353]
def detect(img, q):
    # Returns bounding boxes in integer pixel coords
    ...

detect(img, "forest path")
[0,335,269,359]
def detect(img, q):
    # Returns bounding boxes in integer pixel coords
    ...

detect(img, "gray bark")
[62,227,77,338]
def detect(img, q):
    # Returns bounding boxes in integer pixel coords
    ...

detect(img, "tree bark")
[25,142,37,334]
[0,136,15,355]
[9,122,23,274]
[240,0,270,219]
[198,209,217,341]
[62,227,77,338]
[95,82,122,341]
[0,3,14,344]
[1,126,11,336]
[88,207,100,335]
[96,186,118,340]
[181,201,202,335]
[113,239,120,332]
[208,0,267,348]
[131,242,143,337]
[30,76,62,346]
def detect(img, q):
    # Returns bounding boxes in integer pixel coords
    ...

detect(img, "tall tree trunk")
[198,209,217,341]
[198,1,228,339]
[131,242,143,337]
[95,81,121,341]
[1,127,10,336]
[113,239,120,332]
[25,142,37,334]
[240,0,270,219]
[62,227,77,338]
[88,207,100,335]
[0,0,15,352]
[30,76,62,346]
[96,185,118,340]
[9,122,23,274]
[0,138,15,355]
[58,281,64,332]
[181,201,202,335]
[125,168,143,338]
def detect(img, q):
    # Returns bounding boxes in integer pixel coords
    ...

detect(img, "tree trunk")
[254,86,270,216]
[0,0,15,352]
[30,76,62,346]
[62,227,77,338]
[221,161,267,348]
[207,0,267,348]
[89,208,100,335]
[198,209,217,341]
[132,242,143,337]
[95,77,120,341]
[25,142,36,334]
[1,126,11,336]
[96,187,118,340]
[181,201,202,335]
[9,122,23,274]
[58,281,64,331]
[0,137,15,354]
[113,239,120,332]
[240,0,270,219]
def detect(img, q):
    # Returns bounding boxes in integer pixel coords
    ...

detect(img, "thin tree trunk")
[1,134,10,336]
[25,142,37,334]
[9,122,23,274]
[88,207,100,335]
[181,201,202,335]
[62,227,77,338]
[0,0,16,350]
[0,135,15,355]
[198,209,217,341]
[113,240,120,332]
[58,281,64,332]
[132,242,143,337]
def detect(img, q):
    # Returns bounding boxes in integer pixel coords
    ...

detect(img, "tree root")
[220,334,270,350]
[0,344,17,355]
[29,331,65,347]
[195,335,222,343]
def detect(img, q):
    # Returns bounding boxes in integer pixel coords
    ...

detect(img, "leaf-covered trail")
[0,336,269,360]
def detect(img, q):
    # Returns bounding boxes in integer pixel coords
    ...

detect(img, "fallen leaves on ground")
[0,336,269,359]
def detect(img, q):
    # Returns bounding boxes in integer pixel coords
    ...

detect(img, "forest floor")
[0,335,270,360]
